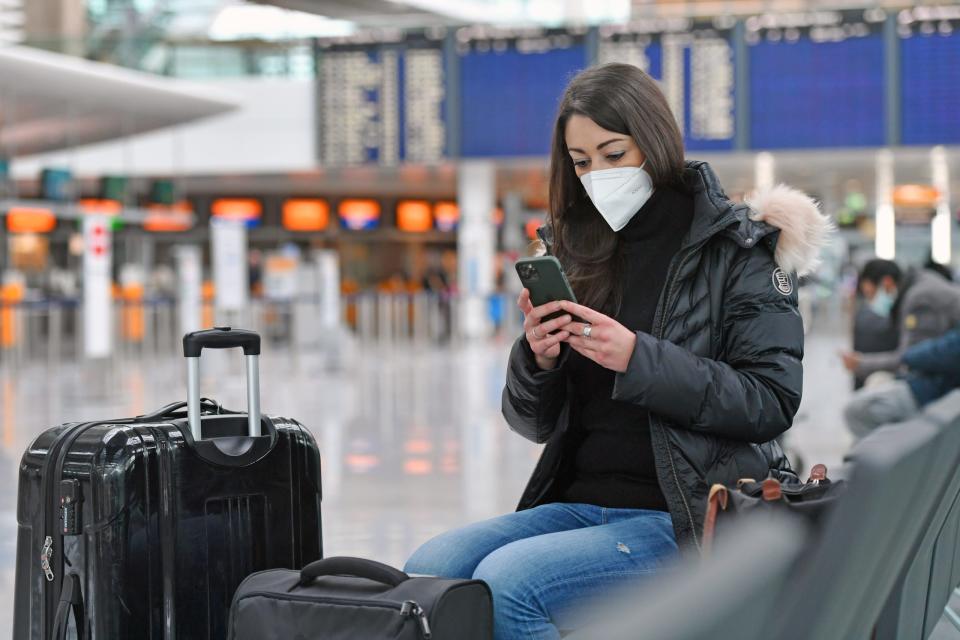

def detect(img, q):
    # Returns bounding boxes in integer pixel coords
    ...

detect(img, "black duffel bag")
[227,556,493,639]
[702,463,847,552]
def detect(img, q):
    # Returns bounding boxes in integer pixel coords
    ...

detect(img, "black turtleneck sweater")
[559,184,694,511]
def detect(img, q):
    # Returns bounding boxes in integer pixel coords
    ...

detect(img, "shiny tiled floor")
[1,326,956,637]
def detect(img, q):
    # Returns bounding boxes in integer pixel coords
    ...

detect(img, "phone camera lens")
[519,264,539,281]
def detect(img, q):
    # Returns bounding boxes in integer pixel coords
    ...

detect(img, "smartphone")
[515,256,578,324]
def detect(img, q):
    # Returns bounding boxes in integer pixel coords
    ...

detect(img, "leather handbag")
[703,464,846,552]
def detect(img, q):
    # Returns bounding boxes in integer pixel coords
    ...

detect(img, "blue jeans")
[404,503,678,640]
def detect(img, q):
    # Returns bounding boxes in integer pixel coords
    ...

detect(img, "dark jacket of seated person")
[856,268,960,379]
[902,326,960,406]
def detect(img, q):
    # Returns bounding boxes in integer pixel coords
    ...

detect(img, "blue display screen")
[749,34,886,149]
[901,29,960,145]
[459,42,588,157]
[597,29,736,152]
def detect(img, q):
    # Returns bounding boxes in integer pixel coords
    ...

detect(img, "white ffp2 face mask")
[579,161,655,232]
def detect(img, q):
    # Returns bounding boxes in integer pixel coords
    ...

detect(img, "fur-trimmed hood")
[685,159,834,278]
[744,184,834,277]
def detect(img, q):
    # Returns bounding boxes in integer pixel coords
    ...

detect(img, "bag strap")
[136,398,231,423]
[52,573,85,640]
[702,484,729,554]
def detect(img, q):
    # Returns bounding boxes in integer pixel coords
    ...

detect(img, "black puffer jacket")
[502,160,831,554]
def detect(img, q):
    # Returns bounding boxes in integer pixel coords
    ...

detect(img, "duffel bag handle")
[297,557,410,589]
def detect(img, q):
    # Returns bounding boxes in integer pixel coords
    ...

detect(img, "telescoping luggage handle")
[183,327,262,440]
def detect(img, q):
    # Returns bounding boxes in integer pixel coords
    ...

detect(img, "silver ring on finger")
[532,327,543,340]
[582,325,592,339]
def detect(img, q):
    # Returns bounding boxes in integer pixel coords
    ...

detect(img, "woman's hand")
[518,289,571,370]
[557,301,637,373]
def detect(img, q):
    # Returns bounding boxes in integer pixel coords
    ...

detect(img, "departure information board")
[458,28,589,157]
[747,10,887,149]
[317,33,447,166]
[599,18,737,151]
[314,13,960,164]
[900,6,960,145]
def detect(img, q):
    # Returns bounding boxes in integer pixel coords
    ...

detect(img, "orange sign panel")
[397,200,433,232]
[283,199,330,231]
[211,198,262,220]
[79,199,122,215]
[6,207,56,233]
[144,202,193,232]
[893,184,939,208]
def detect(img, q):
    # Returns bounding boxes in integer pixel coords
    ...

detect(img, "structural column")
[754,152,775,192]
[875,150,896,260]
[457,160,496,340]
[931,146,951,266]
[82,214,113,358]
[210,217,249,327]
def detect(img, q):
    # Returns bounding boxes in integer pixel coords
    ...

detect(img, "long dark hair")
[548,63,686,312]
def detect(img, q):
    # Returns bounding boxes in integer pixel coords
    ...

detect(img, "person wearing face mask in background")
[841,258,960,379]
[842,258,960,439]
[405,63,833,640]
[848,259,901,389]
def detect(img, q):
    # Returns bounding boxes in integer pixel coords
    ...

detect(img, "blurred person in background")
[846,325,960,438]
[248,249,263,297]
[849,260,900,389]
[421,255,450,295]
[405,63,831,640]
[841,258,960,382]
[842,258,960,438]
[422,252,452,341]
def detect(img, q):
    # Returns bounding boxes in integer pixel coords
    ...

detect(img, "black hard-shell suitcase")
[228,557,493,640]
[14,328,323,640]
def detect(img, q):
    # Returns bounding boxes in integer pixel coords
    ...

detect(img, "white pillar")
[316,250,342,332]
[457,161,496,340]
[931,146,951,266]
[875,150,896,260]
[754,152,776,192]
[82,214,113,358]
[174,245,202,337]
[210,218,249,324]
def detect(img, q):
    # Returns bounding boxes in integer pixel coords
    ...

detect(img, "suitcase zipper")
[40,536,54,582]
[40,419,133,635]
[239,592,432,638]
[39,421,94,637]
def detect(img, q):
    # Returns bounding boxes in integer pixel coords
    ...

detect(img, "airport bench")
[570,392,960,639]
